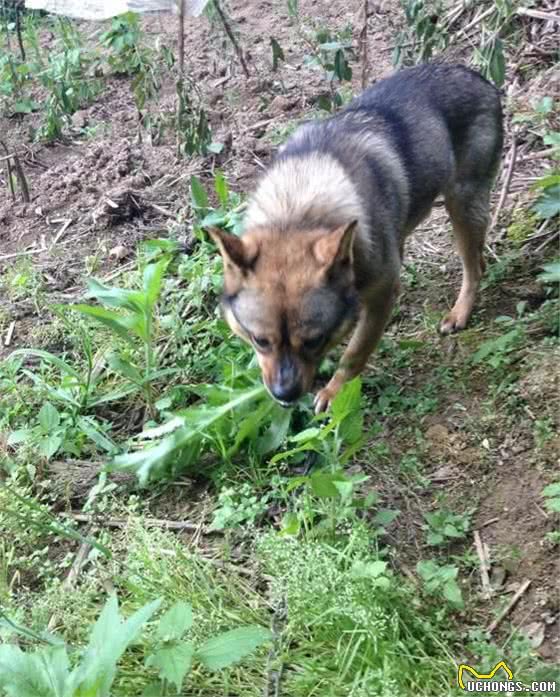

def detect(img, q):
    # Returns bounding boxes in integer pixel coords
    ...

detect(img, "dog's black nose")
[270,382,302,406]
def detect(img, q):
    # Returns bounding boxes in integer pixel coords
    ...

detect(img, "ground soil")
[0,0,558,663]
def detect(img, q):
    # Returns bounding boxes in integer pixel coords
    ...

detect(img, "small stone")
[109,244,128,260]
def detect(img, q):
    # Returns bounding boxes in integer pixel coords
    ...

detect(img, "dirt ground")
[0,0,558,662]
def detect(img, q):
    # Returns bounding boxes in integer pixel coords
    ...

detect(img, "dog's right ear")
[207,228,259,272]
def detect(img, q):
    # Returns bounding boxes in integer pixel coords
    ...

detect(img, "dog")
[209,63,503,412]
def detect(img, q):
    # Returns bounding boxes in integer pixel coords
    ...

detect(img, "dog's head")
[209,221,359,406]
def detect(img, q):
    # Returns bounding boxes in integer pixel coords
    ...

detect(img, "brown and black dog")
[210,64,503,412]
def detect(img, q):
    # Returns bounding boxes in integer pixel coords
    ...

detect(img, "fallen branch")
[487,579,532,633]
[473,530,492,599]
[517,7,560,23]
[70,512,220,534]
[492,136,518,234]
[359,0,369,90]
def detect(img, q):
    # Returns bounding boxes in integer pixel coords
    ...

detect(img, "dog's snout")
[270,356,302,405]
[270,381,302,405]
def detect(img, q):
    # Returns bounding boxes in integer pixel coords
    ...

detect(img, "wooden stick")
[492,137,518,234]
[517,7,560,23]
[4,321,15,347]
[70,512,220,534]
[213,0,250,78]
[487,579,531,633]
[474,530,492,599]
[517,147,558,163]
[359,0,369,90]
[0,247,45,262]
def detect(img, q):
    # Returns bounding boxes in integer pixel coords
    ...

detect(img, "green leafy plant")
[423,508,472,546]
[144,600,271,694]
[417,559,464,608]
[0,594,160,697]
[0,594,271,697]
[191,172,245,235]
[68,259,173,416]
[541,482,560,514]
[393,0,448,66]
[301,25,354,111]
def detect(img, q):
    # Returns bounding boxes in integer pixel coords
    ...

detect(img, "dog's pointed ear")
[313,220,357,268]
[207,228,259,271]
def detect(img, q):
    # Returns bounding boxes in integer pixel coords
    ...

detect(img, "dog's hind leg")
[314,279,399,413]
[440,185,491,334]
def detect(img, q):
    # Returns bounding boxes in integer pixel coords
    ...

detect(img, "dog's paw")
[439,311,468,335]
[313,385,339,414]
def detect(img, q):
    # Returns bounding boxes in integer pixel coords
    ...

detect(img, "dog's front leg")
[314,281,399,413]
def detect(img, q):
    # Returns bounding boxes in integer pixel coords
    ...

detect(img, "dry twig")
[213,0,250,78]
[487,579,532,633]
[359,0,370,90]
[474,530,492,599]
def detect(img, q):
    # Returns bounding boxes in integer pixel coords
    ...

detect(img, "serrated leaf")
[157,602,193,642]
[197,626,272,671]
[38,402,60,432]
[146,642,194,693]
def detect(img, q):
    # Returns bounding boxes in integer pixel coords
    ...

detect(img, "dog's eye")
[303,335,325,352]
[252,335,271,351]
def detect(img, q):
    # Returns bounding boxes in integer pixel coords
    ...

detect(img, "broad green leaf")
[0,644,71,697]
[289,426,322,443]
[372,508,399,527]
[309,470,349,498]
[143,258,168,308]
[537,261,560,285]
[443,579,464,608]
[146,642,194,693]
[544,498,560,513]
[228,400,274,456]
[214,170,229,207]
[280,511,300,535]
[257,404,291,454]
[7,428,34,446]
[351,560,387,579]
[190,175,208,211]
[542,482,560,498]
[39,433,63,460]
[489,38,505,87]
[157,602,193,642]
[38,402,60,431]
[70,595,162,696]
[331,377,361,421]
[197,626,272,671]
[533,183,560,219]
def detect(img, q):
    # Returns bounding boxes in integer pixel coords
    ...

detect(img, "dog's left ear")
[207,227,259,272]
[313,220,357,268]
